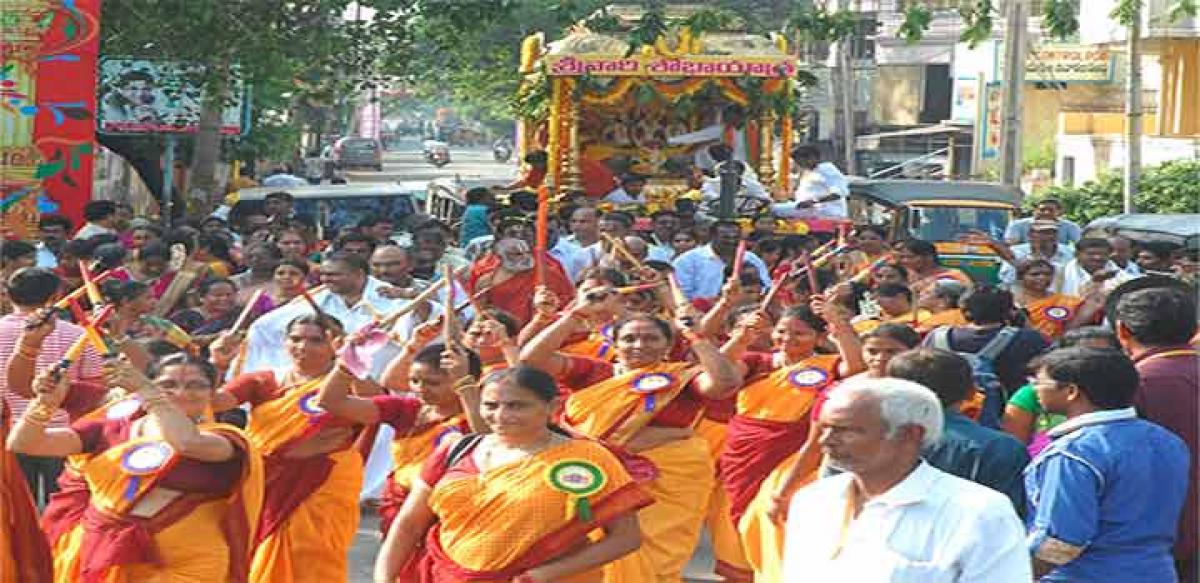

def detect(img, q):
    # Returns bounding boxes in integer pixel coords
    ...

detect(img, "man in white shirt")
[73,200,119,240]
[672,220,770,300]
[1054,237,1135,296]
[992,220,1076,287]
[603,173,648,205]
[783,377,1031,583]
[772,145,849,220]
[241,252,425,377]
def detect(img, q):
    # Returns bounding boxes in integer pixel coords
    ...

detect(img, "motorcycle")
[423,140,451,167]
[492,139,513,163]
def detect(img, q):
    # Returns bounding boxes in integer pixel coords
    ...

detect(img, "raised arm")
[720,311,770,378]
[812,295,866,378]
[380,319,441,391]
[112,359,235,462]
[520,286,610,376]
[6,363,84,457]
[441,348,487,434]
[679,308,742,400]
[516,286,562,347]
[315,364,382,425]
[699,280,739,340]
[6,309,56,399]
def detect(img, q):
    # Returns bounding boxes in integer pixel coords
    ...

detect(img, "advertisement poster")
[951,76,980,123]
[1,0,101,238]
[97,59,246,135]
[979,82,1003,161]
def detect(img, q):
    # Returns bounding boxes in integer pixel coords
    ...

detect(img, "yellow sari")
[241,378,363,583]
[562,361,713,582]
[425,438,651,582]
[51,422,263,583]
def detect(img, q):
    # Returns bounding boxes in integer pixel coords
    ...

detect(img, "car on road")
[332,137,384,172]
[233,183,429,240]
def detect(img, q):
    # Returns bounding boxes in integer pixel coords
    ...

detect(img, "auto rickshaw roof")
[848,179,1023,208]
[1083,214,1200,247]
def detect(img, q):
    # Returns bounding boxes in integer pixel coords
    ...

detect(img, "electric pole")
[1000,0,1027,187]
[1124,0,1142,213]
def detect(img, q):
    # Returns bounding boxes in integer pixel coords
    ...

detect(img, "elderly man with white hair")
[782,378,1031,582]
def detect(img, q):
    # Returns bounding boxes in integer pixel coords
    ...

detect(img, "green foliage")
[679,8,736,36]
[1170,0,1199,21]
[958,0,997,48]
[1110,0,1140,26]
[897,5,933,44]
[1042,0,1080,40]
[1032,160,1200,223]
[626,1,669,57]
[787,7,858,42]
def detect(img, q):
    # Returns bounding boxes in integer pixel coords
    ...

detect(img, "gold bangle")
[16,344,38,359]
[23,405,54,424]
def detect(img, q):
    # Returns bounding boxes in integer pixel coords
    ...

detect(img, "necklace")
[477,433,557,480]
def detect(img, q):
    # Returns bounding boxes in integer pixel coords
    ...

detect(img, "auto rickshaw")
[847,179,1023,284]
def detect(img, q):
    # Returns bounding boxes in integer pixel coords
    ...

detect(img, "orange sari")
[423,438,651,582]
[1024,293,1084,340]
[49,418,262,583]
[916,308,968,335]
[721,354,839,523]
[561,323,616,363]
[561,361,712,582]
[236,376,364,583]
[1,400,53,582]
[379,416,467,534]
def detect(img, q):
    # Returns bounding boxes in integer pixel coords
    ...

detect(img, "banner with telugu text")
[1,0,100,239]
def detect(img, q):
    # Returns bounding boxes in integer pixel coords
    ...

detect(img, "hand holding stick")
[231,288,266,333]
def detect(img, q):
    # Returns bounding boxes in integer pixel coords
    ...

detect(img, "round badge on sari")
[1042,306,1071,322]
[297,391,324,416]
[546,459,607,522]
[788,367,830,390]
[121,441,174,476]
[630,372,674,394]
[433,426,464,448]
[106,397,142,420]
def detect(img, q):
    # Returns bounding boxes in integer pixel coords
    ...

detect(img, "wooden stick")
[802,251,820,294]
[730,240,747,283]
[443,264,459,347]
[602,234,645,270]
[759,269,791,311]
[231,288,266,332]
[62,333,90,364]
[374,278,448,329]
[615,282,664,295]
[79,261,104,306]
[850,254,893,284]
[534,185,549,287]
[52,270,113,310]
[666,273,689,309]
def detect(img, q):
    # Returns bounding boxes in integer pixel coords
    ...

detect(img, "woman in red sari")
[6,354,263,583]
[1,397,52,582]
[375,366,650,583]
[521,283,743,582]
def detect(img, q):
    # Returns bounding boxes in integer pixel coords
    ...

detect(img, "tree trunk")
[188,72,227,217]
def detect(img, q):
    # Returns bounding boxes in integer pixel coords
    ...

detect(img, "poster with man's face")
[97,59,245,135]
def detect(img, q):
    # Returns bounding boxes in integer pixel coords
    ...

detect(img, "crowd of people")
[0,149,1196,583]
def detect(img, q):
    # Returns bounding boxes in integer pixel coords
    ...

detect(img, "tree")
[98,1,411,205]
[1031,160,1200,224]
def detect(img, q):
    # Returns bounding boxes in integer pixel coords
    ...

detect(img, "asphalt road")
[342,137,517,185]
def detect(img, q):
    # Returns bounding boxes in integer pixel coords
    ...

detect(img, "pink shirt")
[0,313,104,427]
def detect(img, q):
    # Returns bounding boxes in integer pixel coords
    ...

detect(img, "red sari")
[1,400,53,582]
[466,253,574,326]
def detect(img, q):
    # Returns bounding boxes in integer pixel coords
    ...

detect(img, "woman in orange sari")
[7,354,263,583]
[208,314,365,583]
[719,302,863,525]
[521,283,743,582]
[743,322,919,580]
[374,366,650,582]
[345,322,487,536]
[1013,258,1103,340]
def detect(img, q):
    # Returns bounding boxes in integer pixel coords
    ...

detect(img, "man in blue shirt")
[1025,346,1189,582]
[1004,198,1082,245]
[887,348,1030,512]
[672,220,770,300]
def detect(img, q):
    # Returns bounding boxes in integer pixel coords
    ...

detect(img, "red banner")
[1,0,100,239]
